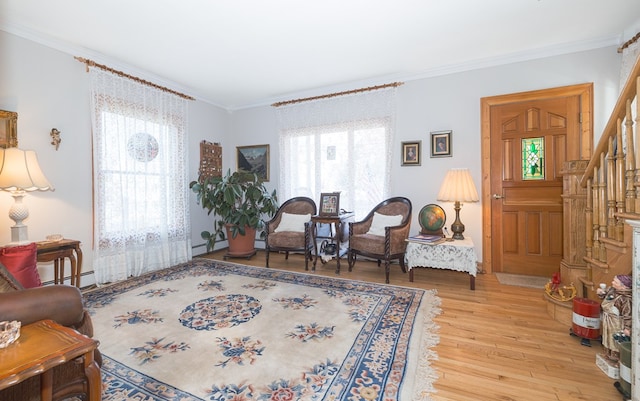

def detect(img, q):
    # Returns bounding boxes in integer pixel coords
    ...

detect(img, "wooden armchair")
[347,197,412,283]
[264,197,317,270]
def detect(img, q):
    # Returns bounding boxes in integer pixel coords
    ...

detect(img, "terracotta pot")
[225,224,257,257]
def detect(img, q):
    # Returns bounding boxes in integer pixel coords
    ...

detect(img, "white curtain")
[619,38,640,89]
[89,68,191,285]
[276,87,397,218]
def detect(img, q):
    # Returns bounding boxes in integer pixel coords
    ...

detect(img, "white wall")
[232,46,622,263]
[0,30,230,284]
[0,28,623,284]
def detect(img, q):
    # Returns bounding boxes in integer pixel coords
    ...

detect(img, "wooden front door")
[481,84,593,277]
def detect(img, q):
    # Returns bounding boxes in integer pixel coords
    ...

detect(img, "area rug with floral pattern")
[84,258,441,400]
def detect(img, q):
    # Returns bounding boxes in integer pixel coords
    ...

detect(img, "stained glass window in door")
[522,137,544,180]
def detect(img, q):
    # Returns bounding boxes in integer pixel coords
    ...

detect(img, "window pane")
[522,137,545,180]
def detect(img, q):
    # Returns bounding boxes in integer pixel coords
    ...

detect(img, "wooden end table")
[37,239,83,288]
[0,319,101,401]
[311,212,355,274]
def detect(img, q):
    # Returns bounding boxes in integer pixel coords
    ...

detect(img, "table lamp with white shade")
[0,148,54,243]
[437,168,479,240]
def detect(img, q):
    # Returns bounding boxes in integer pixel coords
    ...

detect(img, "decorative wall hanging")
[430,130,452,158]
[198,140,222,182]
[237,144,270,181]
[401,141,421,166]
[50,128,61,150]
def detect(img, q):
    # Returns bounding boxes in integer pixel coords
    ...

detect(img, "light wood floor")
[201,249,623,401]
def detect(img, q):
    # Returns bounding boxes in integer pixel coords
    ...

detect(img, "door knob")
[492,194,504,199]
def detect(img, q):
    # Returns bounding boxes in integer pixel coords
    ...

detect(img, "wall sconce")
[50,128,61,150]
[437,168,479,240]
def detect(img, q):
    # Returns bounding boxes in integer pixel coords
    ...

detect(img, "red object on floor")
[572,297,601,339]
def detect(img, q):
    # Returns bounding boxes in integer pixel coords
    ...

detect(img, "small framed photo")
[237,144,270,181]
[401,141,421,166]
[431,130,452,158]
[319,192,340,216]
[0,110,18,149]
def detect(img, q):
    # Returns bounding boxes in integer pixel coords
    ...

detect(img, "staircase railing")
[580,56,640,285]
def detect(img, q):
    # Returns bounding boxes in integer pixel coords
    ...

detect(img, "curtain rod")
[618,32,640,53]
[74,56,195,100]
[271,81,404,107]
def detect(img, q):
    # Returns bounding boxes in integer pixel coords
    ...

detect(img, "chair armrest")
[385,221,412,253]
[0,285,85,327]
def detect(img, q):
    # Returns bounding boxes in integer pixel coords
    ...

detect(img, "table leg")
[40,370,53,401]
[83,351,102,401]
[409,268,414,282]
[335,221,341,275]
[53,259,64,284]
[312,222,318,271]
[74,245,83,288]
[68,253,77,287]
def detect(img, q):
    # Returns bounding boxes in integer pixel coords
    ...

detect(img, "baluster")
[636,76,640,214]
[598,152,607,262]
[585,178,593,280]
[593,165,600,261]
[625,99,636,215]
[607,137,617,239]
[615,118,625,240]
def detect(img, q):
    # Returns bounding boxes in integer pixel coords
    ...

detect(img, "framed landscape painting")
[237,144,270,181]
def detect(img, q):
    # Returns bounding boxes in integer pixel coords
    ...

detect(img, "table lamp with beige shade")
[437,168,479,240]
[0,148,54,243]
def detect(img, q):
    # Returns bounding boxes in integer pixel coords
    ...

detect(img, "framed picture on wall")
[236,144,270,181]
[319,192,340,216]
[430,130,452,158]
[401,141,421,166]
[0,110,18,148]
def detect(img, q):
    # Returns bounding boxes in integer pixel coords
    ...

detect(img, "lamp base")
[450,201,466,240]
[10,225,28,243]
[8,190,29,243]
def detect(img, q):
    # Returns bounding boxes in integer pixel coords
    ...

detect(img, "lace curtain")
[619,37,640,89]
[89,68,191,285]
[276,88,397,218]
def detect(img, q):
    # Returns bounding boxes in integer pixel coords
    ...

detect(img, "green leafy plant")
[190,169,278,252]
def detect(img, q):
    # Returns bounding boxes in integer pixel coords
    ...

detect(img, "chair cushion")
[0,263,23,293]
[366,212,403,236]
[274,212,311,233]
[0,242,41,289]
[268,231,306,248]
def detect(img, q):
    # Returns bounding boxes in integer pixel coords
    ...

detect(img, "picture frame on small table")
[319,192,340,217]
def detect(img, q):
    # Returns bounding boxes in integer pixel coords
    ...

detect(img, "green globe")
[419,204,446,233]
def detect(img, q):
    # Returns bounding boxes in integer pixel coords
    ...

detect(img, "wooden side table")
[36,239,83,288]
[405,237,478,290]
[0,319,101,401]
[311,212,355,274]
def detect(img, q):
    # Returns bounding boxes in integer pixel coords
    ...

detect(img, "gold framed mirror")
[0,110,18,148]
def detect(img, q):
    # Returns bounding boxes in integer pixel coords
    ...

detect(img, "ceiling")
[1,0,640,110]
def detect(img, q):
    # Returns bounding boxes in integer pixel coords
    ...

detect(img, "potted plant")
[190,169,278,257]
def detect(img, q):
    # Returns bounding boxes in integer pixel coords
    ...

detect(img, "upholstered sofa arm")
[0,285,85,328]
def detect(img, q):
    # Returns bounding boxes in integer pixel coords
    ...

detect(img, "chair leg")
[285,251,289,260]
[399,257,407,273]
[348,250,355,272]
[265,248,270,268]
[385,260,390,284]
